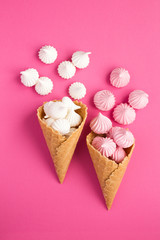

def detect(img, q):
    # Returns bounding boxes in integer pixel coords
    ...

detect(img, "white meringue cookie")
[51,119,70,135]
[38,45,57,64]
[35,77,53,95]
[43,117,55,126]
[62,96,81,110]
[65,109,82,127]
[58,61,76,79]
[44,101,68,119]
[71,51,91,69]
[20,68,39,87]
[69,82,86,100]
[65,127,77,137]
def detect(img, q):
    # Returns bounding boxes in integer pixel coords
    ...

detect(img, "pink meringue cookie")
[113,103,136,125]
[112,127,134,148]
[94,90,115,111]
[111,147,127,163]
[128,90,149,109]
[107,126,121,139]
[110,68,130,88]
[92,136,116,157]
[90,113,112,134]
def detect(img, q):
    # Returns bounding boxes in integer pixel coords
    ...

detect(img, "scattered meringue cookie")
[71,51,91,69]
[38,45,58,64]
[43,117,55,126]
[51,119,70,135]
[44,101,68,119]
[92,136,116,158]
[110,68,130,88]
[112,127,134,148]
[58,61,76,79]
[20,68,39,87]
[111,147,127,163]
[69,82,86,100]
[65,109,82,127]
[113,103,136,125]
[65,127,77,137]
[94,90,115,111]
[90,112,112,134]
[128,90,149,109]
[62,96,81,110]
[35,77,53,95]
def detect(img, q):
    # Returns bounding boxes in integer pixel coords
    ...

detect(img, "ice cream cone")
[37,100,87,183]
[86,131,135,209]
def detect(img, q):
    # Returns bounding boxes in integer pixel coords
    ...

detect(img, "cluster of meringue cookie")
[93,67,149,125]
[20,68,53,95]
[43,97,82,136]
[90,112,134,163]
[21,45,58,95]
[58,51,91,79]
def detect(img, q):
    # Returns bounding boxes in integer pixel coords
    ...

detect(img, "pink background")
[0,0,160,239]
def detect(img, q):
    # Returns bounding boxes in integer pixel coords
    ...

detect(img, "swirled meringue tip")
[71,51,91,69]
[94,90,115,111]
[111,146,127,163]
[62,96,81,110]
[43,101,68,120]
[110,67,130,88]
[69,82,86,100]
[113,103,136,125]
[92,136,116,158]
[128,90,149,109]
[90,112,112,134]
[107,126,122,139]
[65,109,82,127]
[20,68,39,87]
[51,119,70,135]
[35,77,53,95]
[58,61,76,79]
[112,127,134,148]
[38,45,58,64]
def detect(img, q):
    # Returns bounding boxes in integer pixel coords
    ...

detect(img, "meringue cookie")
[110,68,130,88]
[44,101,68,119]
[94,90,115,111]
[69,82,86,100]
[90,113,112,134]
[35,77,53,95]
[107,126,121,139]
[92,136,116,158]
[71,51,91,69]
[113,103,136,125]
[128,90,149,109]
[58,61,76,79]
[112,128,134,148]
[51,119,70,135]
[62,96,81,110]
[43,117,55,126]
[38,45,58,64]
[20,68,39,87]
[65,127,77,137]
[111,147,127,163]
[65,109,82,127]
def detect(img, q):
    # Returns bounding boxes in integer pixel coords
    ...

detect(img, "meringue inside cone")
[87,131,134,160]
[37,100,87,135]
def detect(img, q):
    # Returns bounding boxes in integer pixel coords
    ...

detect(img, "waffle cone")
[86,131,135,210]
[37,100,87,183]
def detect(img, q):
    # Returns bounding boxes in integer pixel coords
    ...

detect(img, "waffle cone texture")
[37,100,87,183]
[86,131,135,210]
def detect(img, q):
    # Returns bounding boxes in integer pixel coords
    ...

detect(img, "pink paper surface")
[0,0,160,239]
